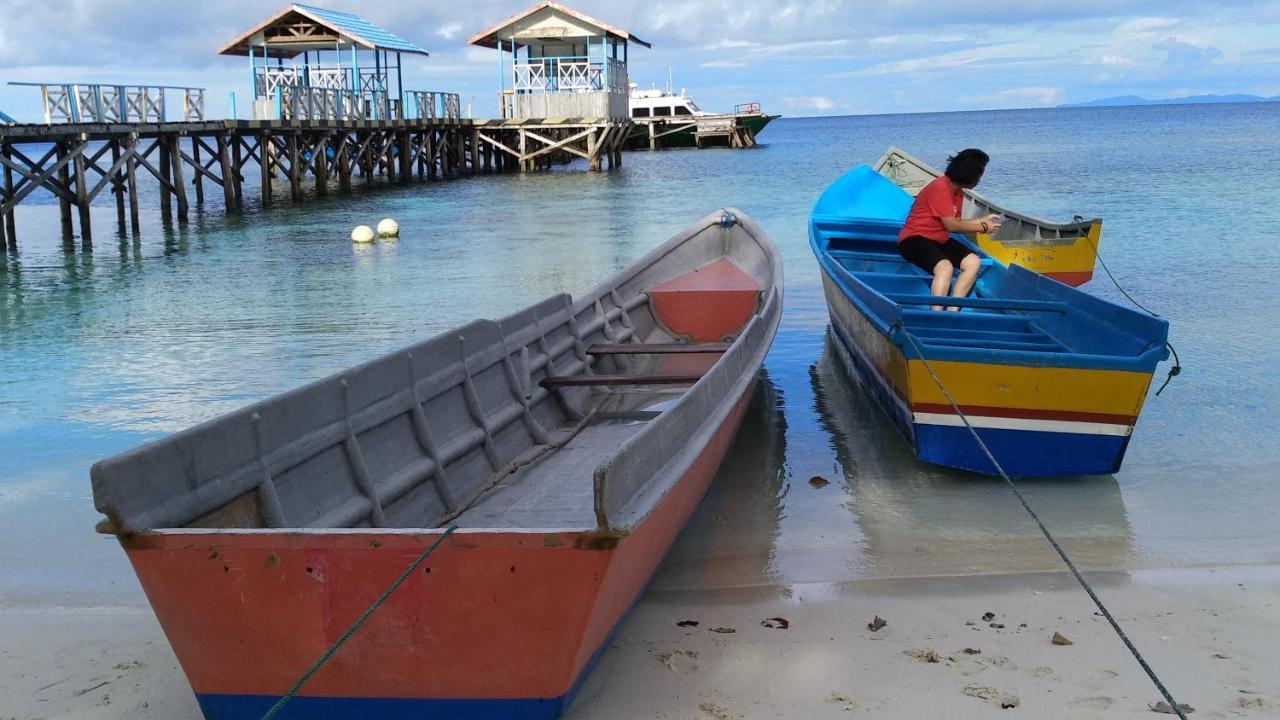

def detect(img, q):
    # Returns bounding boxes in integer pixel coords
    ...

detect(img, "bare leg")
[930,259,954,311]
[948,253,981,311]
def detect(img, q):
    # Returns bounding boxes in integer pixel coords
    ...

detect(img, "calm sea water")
[2,103,1279,605]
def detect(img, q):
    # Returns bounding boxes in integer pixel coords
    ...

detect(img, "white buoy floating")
[351,225,375,243]
[376,218,400,238]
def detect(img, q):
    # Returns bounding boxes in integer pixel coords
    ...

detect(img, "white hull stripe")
[913,412,1134,437]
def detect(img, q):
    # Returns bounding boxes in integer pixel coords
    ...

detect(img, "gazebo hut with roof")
[469,2,650,121]
[217,4,452,121]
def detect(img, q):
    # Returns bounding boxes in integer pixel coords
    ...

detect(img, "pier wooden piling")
[0,117,630,249]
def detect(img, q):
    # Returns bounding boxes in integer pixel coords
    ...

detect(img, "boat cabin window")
[674,106,692,116]
[654,106,672,116]
[632,107,650,117]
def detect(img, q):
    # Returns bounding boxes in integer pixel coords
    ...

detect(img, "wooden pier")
[629,115,760,150]
[0,117,629,249]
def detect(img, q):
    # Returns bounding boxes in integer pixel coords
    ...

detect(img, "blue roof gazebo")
[218,4,441,121]
[469,2,649,120]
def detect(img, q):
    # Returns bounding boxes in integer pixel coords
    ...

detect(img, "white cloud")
[958,86,1061,108]
[747,39,850,57]
[999,86,1061,104]
[1,0,1277,120]
[1154,36,1222,69]
[839,41,1041,76]
[784,95,835,110]
[464,46,495,64]
[1115,16,1181,35]
[702,39,760,51]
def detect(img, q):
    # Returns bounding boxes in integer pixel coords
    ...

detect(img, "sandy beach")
[3,564,1275,719]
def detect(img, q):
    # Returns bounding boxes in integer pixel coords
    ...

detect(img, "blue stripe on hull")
[197,694,567,720]
[914,423,1128,477]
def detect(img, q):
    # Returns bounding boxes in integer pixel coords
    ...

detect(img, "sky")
[1,0,1279,121]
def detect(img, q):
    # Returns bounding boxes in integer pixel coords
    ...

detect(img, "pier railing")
[254,67,381,98]
[9,82,205,124]
[278,87,363,121]
[407,91,462,120]
[511,57,628,94]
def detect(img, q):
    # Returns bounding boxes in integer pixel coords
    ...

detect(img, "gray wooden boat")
[873,145,1103,286]
[88,208,781,720]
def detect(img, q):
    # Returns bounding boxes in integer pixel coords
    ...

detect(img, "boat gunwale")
[121,525,590,537]
[591,210,783,533]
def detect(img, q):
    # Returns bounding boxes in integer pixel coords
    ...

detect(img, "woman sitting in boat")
[897,148,1002,310]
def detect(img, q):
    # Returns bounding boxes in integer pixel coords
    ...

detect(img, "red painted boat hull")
[121,382,756,719]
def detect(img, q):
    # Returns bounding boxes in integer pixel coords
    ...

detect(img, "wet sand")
[3,565,1276,719]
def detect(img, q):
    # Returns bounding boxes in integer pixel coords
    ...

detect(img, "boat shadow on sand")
[811,329,1136,578]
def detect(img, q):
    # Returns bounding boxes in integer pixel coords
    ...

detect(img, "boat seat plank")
[827,250,907,264]
[887,294,1068,314]
[588,342,729,355]
[540,373,703,387]
[910,326,1054,343]
[919,337,1069,353]
[453,422,648,529]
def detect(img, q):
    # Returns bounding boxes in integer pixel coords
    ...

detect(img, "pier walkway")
[0,116,629,249]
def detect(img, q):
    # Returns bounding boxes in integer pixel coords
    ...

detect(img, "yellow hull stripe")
[976,221,1102,275]
[906,359,1153,416]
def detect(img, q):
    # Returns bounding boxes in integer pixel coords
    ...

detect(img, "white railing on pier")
[9,82,205,124]
[310,69,348,91]
[256,67,301,98]
[255,68,383,99]
[279,87,360,121]
[511,57,628,95]
[407,91,462,120]
[277,87,399,121]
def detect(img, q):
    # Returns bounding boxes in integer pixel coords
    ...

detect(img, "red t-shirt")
[898,175,963,243]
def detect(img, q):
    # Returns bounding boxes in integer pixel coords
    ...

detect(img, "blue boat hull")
[819,253,1153,478]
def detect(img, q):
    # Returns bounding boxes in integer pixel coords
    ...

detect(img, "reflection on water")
[4,105,1280,603]
[812,330,1135,577]
[658,332,1137,593]
[653,372,787,590]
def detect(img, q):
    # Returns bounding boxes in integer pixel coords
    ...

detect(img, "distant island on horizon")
[1059,93,1280,108]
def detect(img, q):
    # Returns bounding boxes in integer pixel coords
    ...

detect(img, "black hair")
[944,148,990,188]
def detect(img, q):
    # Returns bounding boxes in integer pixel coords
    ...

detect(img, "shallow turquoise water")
[2,104,1279,604]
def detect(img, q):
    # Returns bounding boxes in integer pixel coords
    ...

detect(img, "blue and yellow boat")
[810,165,1170,477]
